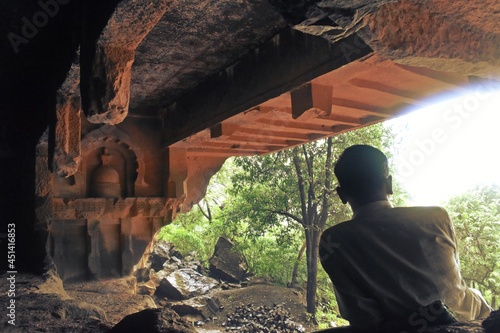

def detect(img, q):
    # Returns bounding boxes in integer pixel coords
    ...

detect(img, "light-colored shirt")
[319,200,492,328]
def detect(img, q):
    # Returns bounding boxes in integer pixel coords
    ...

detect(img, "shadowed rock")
[108,308,196,333]
[482,308,500,333]
[209,237,248,283]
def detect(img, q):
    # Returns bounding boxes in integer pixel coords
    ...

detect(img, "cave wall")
[42,117,176,281]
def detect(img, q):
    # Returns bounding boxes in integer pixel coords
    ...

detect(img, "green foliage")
[444,184,500,308]
[237,231,306,285]
[227,123,408,232]
[156,217,213,265]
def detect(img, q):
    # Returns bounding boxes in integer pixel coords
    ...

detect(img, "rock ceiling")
[129,0,286,117]
[44,0,499,130]
[3,0,498,138]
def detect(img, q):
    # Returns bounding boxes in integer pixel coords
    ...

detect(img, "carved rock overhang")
[5,0,495,130]
[169,55,482,158]
[161,0,500,210]
[15,0,500,213]
[155,2,500,214]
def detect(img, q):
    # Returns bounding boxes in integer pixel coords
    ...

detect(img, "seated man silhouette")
[319,145,491,332]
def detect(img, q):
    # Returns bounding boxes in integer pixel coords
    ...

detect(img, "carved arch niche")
[83,138,138,198]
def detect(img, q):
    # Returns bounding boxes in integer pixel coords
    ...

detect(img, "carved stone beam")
[290,83,332,119]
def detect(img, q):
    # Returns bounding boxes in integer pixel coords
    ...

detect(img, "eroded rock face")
[0,270,109,332]
[209,237,248,283]
[286,0,500,77]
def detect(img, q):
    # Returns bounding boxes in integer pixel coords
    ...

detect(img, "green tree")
[444,184,500,308]
[225,123,403,316]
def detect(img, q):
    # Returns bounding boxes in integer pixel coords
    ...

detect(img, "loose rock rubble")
[222,303,305,333]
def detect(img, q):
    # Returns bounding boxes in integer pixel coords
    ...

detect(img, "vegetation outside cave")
[158,122,500,329]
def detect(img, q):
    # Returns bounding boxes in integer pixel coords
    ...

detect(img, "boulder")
[108,308,196,333]
[134,267,151,283]
[162,261,180,276]
[156,268,219,300]
[209,237,247,283]
[170,295,221,320]
[150,240,182,271]
[183,253,203,273]
[149,270,161,286]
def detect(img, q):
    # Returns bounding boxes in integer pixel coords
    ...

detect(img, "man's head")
[334,145,392,206]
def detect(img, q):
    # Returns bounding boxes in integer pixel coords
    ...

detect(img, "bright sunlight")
[386,83,500,205]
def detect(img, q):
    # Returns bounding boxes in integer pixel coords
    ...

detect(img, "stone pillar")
[121,217,134,276]
[50,219,88,281]
[88,218,122,279]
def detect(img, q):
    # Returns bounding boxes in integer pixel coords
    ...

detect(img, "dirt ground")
[0,272,491,333]
[0,272,315,333]
[192,284,315,332]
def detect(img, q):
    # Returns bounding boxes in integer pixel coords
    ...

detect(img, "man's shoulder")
[321,206,451,237]
[321,220,354,239]
[320,222,354,259]
[391,205,450,219]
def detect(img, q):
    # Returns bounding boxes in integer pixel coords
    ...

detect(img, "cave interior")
[0,0,499,282]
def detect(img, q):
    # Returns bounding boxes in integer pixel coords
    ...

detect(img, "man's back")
[320,201,491,328]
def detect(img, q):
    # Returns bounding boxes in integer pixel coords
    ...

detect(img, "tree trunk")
[305,226,322,316]
[291,240,306,284]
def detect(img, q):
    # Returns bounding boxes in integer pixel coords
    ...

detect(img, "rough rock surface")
[156,268,220,300]
[209,237,248,283]
[108,308,197,333]
[135,239,211,299]
[65,276,157,324]
[169,295,223,321]
[0,271,110,333]
[287,0,500,77]
[150,240,183,272]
